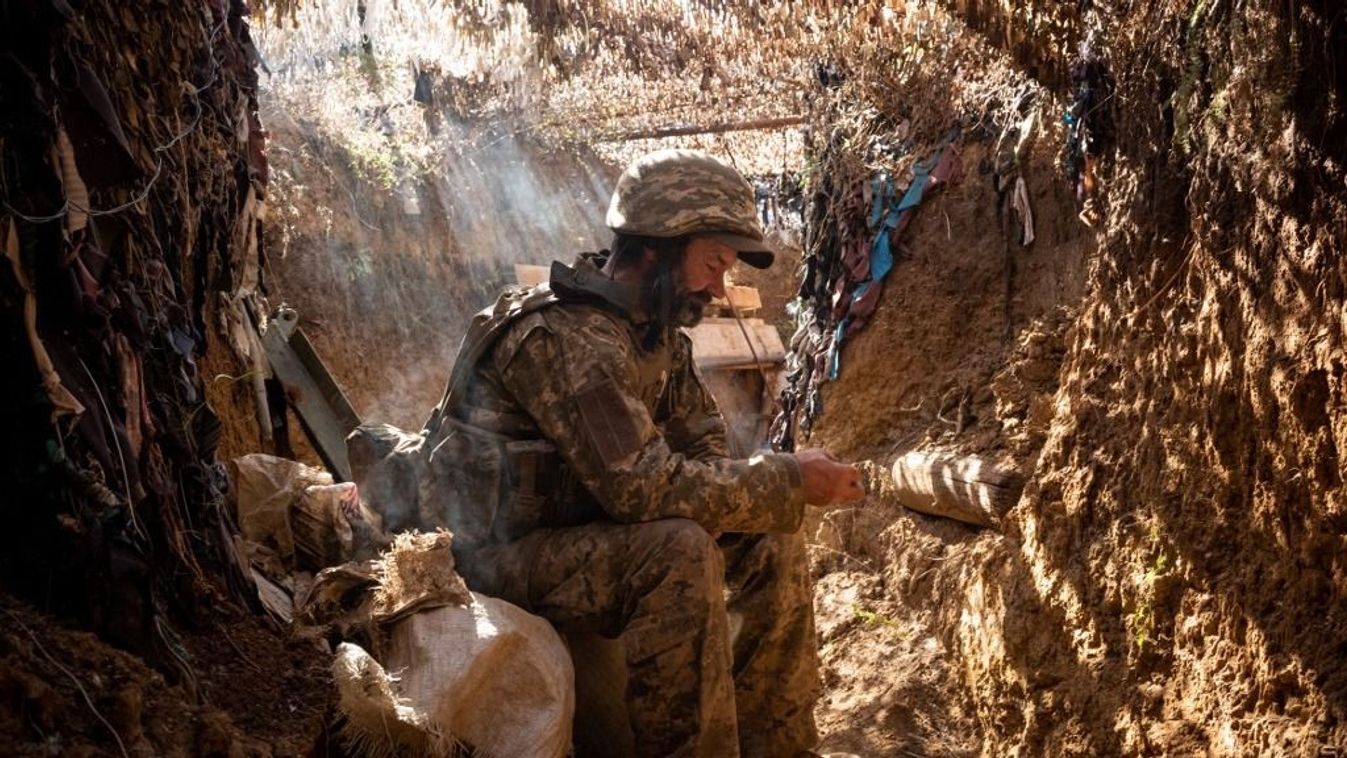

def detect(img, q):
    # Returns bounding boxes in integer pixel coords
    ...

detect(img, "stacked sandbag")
[305,532,575,758]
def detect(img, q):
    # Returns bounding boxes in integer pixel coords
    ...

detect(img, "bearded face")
[669,236,735,329]
[674,290,714,328]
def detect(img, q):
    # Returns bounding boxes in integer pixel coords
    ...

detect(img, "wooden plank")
[514,263,550,288]
[700,367,775,457]
[685,317,785,369]
[712,285,761,313]
[251,567,294,625]
[262,323,362,481]
[890,451,1023,528]
[288,329,361,430]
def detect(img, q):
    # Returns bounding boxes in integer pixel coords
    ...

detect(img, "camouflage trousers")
[456,518,820,758]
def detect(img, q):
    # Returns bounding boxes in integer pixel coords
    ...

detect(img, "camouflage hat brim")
[704,232,775,269]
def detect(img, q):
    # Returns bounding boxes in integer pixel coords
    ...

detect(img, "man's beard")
[642,258,713,349]
[674,291,713,328]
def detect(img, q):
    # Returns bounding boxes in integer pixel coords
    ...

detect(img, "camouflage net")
[0,0,268,675]
[247,1,1039,177]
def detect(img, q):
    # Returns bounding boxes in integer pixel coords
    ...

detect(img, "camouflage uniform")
[425,252,821,757]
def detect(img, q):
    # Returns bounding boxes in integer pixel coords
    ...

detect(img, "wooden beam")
[684,317,786,369]
[598,115,805,143]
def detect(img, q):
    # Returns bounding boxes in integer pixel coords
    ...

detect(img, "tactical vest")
[415,278,566,550]
[422,280,560,436]
[351,259,678,550]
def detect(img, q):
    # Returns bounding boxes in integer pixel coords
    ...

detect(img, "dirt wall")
[254,115,616,444]
[805,130,1092,758]
[811,2,1347,755]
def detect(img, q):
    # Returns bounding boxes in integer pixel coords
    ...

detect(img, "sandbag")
[333,642,436,756]
[231,453,332,560]
[369,530,472,623]
[333,593,575,758]
[296,531,471,645]
[291,482,361,570]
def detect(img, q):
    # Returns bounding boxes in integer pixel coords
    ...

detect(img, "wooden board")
[684,317,785,369]
[711,284,761,313]
[251,567,294,625]
[514,263,550,288]
[700,367,775,457]
[890,451,1022,528]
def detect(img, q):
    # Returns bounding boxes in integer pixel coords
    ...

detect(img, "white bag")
[333,592,574,758]
[231,453,332,560]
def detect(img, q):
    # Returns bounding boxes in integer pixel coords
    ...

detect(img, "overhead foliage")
[251,0,1037,181]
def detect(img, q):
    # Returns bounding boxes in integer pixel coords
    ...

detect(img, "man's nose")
[708,273,727,300]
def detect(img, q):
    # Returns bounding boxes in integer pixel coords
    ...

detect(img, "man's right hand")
[794,448,866,506]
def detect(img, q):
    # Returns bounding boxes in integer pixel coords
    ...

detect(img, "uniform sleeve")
[661,333,730,462]
[494,307,805,534]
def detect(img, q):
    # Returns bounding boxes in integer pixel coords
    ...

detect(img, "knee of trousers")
[630,518,725,603]
[620,520,728,665]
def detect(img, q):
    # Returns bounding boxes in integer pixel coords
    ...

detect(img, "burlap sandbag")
[333,593,574,758]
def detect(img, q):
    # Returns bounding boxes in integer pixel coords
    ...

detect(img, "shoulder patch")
[575,375,645,468]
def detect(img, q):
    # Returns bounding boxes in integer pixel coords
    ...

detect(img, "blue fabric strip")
[829,147,946,380]
[828,319,848,380]
[897,149,940,212]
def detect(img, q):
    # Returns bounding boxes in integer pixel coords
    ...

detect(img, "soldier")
[422,149,865,757]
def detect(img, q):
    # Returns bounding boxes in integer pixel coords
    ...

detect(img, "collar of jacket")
[548,253,650,324]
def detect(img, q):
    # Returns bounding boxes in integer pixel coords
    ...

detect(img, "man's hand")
[794,448,865,506]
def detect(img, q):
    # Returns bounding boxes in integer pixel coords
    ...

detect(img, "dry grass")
[252,1,1038,184]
